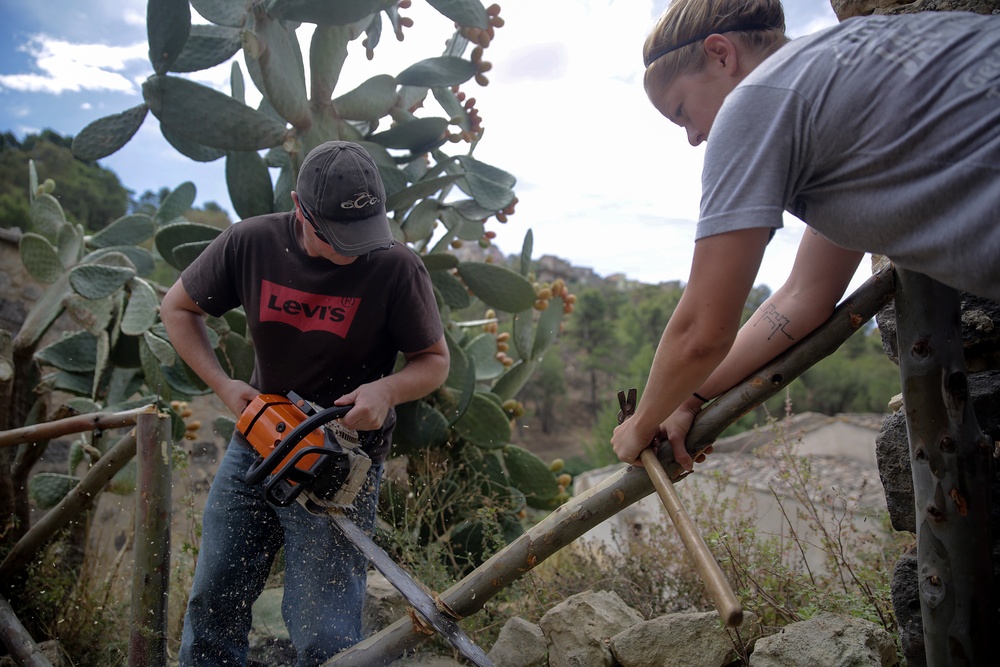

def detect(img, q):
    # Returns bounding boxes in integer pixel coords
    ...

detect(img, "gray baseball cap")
[296,141,394,256]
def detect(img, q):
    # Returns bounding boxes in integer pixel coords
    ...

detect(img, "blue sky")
[0,0,865,291]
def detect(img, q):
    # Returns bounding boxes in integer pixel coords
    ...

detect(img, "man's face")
[293,192,359,266]
[650,67,738,147]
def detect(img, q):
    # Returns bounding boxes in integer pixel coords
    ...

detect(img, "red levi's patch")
[259,279,360,337]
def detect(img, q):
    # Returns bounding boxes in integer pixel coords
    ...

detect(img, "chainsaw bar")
[327,512,494,667]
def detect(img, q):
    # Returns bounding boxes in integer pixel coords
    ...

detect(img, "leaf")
[532,296,565,360]
[520,229,533,276]
[72,104,149,160]
[251,8,311,128]
[453,391,510,449]
[148,0,192,75]
[426,0,489,29]
[385,175,461,213]
[226,151,274,220]
[401,199,440,244]
[492,360,536,402]
[464,332,504,381]
[169,23,242,73]
[332,74,399,122]
[154,222,221,270]
[420,252,459,272]
[19,233,63,283]
[155,181,197,226]
[456,262,537,313]
[88,214,155,248]
[68,264,136,300]
[396,56,476,88]
[161,124,226,163]
[121,278,159,336]
[369,117,450,151]
[30,194,66,241]
[266,0,382,25]
[457,155,516,211]
[143,74,288,152]
[35,331,99,372]
[430,270,471,310]
[190,0,249,28]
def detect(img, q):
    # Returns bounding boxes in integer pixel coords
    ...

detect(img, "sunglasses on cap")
[299,204,330,245]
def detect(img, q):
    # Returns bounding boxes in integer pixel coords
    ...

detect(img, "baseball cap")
[296,141,394,256]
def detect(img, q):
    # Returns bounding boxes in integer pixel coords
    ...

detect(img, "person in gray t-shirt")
[611,0,1000,468]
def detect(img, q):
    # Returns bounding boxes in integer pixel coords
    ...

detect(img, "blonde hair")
[643,0,787,94]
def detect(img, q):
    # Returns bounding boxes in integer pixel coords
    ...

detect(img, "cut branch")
[0,405,155,449]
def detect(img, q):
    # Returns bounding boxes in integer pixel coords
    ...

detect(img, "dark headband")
[643,23,773,68]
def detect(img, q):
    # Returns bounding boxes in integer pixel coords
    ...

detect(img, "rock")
[363,570,407,638]
[833,1,1000,24]
[249,587,295,665]
[875,412,915,533]
[539,589,644,667]
[610,610,758,667]
[0,640,67,667]
[890,548,925,667]
[749,612,897,667]
[488,616,548,667]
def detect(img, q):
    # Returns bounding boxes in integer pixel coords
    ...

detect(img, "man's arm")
[160,278,258,417]
[656,231,864,469]
[334,336,450,432]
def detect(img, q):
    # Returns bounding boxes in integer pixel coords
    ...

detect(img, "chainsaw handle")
[244,404,352,486]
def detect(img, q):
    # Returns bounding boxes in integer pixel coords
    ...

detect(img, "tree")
[0,130,129,231]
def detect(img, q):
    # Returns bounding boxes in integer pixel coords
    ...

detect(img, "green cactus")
[57,0,578,572]
[502,445,561,510]
[28,473,81,510]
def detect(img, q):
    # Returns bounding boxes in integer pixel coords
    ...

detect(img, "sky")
[0,0,872,293]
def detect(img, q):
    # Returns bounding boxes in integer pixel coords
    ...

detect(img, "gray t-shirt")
[700,11,1000,300]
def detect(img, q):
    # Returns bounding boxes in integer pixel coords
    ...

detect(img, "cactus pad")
[502,445,560,509]
[456,262,537,313]
[28,473,81,510]
[89,214,155,249]
[453,391,510,449]
[72,104,149,161]
[19,233,64,283]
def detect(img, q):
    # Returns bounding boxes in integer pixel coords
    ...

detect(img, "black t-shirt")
[181,212,443,460]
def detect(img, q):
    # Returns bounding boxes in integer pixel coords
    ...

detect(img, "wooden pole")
[128,412,172,667]
[0,593,53,667]
[894,269,995,665]
[640,449,742,627]
[0,405,152,448]
[0,429,139,580]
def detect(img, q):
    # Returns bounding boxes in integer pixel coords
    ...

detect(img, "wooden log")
[0,429,138,580]
[0,405,153,449]
[127,412,172,667]
[894,269,995,665]
[324,262,896,666]
[0,593,53,667]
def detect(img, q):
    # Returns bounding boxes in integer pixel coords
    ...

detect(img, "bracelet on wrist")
[693,392,710,404]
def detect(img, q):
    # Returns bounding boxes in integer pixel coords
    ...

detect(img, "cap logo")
[341,191,380,210]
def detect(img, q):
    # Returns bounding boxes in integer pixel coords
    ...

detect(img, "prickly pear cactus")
[62,0,585,569]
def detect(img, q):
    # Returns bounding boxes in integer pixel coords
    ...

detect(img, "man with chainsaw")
[161,140,448,666]
[611,0,1000,468]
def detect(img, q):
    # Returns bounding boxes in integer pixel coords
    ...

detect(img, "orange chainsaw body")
[237,394,323,478]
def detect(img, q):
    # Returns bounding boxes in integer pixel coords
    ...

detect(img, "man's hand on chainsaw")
[219,379,258,419]
[334,383,392,432]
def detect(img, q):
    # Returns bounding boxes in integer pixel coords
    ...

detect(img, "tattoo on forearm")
[753,304,795,341]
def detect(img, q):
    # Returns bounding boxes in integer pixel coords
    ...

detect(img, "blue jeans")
[179,439,381,667]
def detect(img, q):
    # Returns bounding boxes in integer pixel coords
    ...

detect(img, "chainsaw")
[236,392,494,667]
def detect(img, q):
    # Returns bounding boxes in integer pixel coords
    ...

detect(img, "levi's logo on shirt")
[259,279,360,337]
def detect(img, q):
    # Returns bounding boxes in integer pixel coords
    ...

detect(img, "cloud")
[0,34,146,94]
